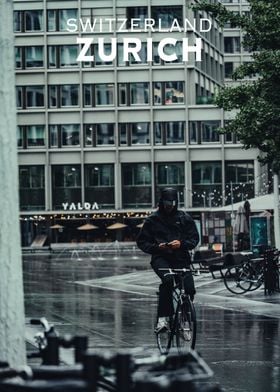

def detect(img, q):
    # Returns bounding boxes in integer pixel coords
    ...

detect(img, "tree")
[0,0,26,365]
[193,0,280,171]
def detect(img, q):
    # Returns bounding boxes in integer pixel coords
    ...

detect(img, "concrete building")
[14,0,268,247]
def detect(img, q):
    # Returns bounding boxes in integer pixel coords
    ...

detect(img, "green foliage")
[193,1,280,172]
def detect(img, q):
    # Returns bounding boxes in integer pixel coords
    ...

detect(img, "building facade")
[14,0,267,246]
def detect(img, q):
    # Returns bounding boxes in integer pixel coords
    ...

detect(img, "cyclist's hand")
[168,240,181,249]
[159,242,169,249]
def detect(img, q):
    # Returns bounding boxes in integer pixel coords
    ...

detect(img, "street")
[23,252,280,392]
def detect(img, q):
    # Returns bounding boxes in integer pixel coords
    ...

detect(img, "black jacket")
[136,209,199,263]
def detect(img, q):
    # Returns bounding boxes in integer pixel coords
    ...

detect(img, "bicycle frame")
[156,268,196,354]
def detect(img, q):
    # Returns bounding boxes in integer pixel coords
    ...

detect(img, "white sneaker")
[182,322,192,341]
[155,317,169,333]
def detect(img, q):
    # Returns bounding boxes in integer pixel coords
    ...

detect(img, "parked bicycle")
[155,268,197,355]
[223,252,280,295]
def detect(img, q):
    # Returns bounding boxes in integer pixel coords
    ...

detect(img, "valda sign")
[62,202,99,211]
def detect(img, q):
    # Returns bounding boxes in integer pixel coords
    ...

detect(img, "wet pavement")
[23,251,280,392]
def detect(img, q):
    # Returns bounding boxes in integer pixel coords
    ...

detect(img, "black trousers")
[151,256,195,317]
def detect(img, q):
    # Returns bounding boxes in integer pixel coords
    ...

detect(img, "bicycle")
[155,268,197,355]
[223,252,280,295]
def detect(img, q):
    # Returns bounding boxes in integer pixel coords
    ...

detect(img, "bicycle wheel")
[156,317,173,355]
[223,265,252,294]
[176,298,196,352]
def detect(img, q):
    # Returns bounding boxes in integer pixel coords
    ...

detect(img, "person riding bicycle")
[136,187,199,332]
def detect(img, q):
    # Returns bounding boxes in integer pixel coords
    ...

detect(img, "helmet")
[159,187,178,214]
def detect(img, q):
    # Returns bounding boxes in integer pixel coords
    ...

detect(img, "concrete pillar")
[273,174,280,249]
[0,0,26,366]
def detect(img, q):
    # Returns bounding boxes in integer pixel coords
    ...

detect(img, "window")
[122,163,152,208]
[224,62,234,78]
[85,164,115,208]
[192,162,222,207]
[130,83,149,105]
[126,7,148,29]
[155,163,185,206]
[94,44,114,66]
[83,84,114,107]
[119,123,150,146]
[95,84,114,106]
[47,9,78,32]
[52,165,81,210]
[16,86,45,109]
[48,85,79,108]
[15,46,44,69]
[14,10,43,32]
[153,82,184,105]
[49,124,80,148]
[19,166,45,210]
[117,43,148,66]
[225,161,254,204]
[26,125,45,147]
[118,83,149,106]
[47,45,78,68]
[152,42,183,65]
[154,122,185,144]
[84,124,115,147]
[189,121,221,143]
[151,6,183,28]
[224,37,241,53]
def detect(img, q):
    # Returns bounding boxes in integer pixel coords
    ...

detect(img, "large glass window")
[60,45,78,67]
[25,46,43,68]
[95,84,114,106]
[47,9,77,31]
[119,123,150,146]
[19,166,45,210]
[26,125,45,147]
[61,124,80,146]
[155,163,185,206]
[85,164,115,208]
[122,163,152,208]
[26,86,44,108]
[192,162,222,207]
[151,6,183,28]
[49,124,80,148]
[126,7,148,29]
[189,121,221,143]
[94,44,114,66]
[130,83,149,105]
[61,85,79,107]
[131,123,150,144]
[84,124,115,147]
[154,122,185,144]
[225,161,254,204]
[96,124,115,145]
[224,37,241,53]
[25,10,43,31]
[52,165,81,210]
[153,82,184,105]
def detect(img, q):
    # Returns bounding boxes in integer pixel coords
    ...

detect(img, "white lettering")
[76,37,94,62]
[170,19,182,33]
[84,203,91,210]
[158,38,177,62]
[123,38,142,62]
[118,18,127,32]
[62,202,68,210]
[69,203,76,211]
[66,18,78,32]
[92,202,99,210]
[105,18,116,33]
[184,18,196,32]
[80,18,97,33]
[146,38,153,62]
[182,38,202,61]
[144,18,155,32]
[98,38,117,61]
[200,18,212,33]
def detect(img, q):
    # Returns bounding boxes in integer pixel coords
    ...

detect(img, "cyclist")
[136,187,199,332]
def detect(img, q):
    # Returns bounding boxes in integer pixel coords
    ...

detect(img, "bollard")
[43,336,60,365]
[74,336,88,363]
[115,353,132,392]
[83,353,100,392]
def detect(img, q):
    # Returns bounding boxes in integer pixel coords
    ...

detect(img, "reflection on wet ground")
[23,254,280,392]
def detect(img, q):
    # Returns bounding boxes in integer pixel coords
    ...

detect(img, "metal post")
[273,174,280,249]
[230,182,235,252]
